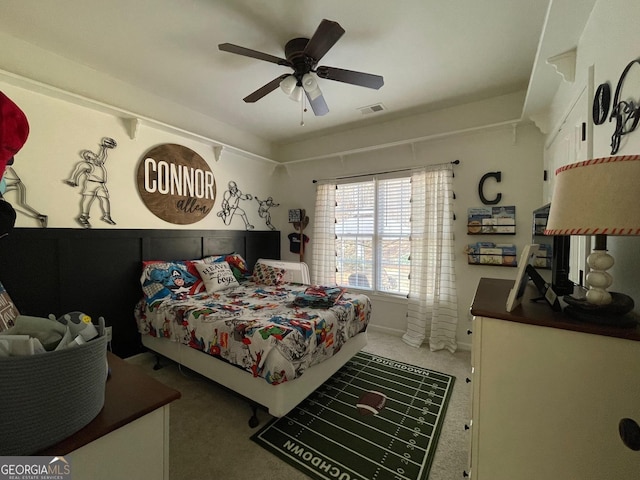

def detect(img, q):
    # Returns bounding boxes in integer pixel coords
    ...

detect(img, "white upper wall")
[275,91,527,162]
[276,91,544,344]
[0,32,274,159]
[0,82,281,231]
[543,0,640,310]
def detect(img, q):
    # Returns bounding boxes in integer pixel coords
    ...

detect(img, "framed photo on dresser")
[506,244,539,312]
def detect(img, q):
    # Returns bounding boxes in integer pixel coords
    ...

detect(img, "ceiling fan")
[218,19,384,116]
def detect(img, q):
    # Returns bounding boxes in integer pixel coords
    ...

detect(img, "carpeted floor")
[126,331,471,480]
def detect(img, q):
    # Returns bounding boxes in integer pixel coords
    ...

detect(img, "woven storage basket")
[0,334,108,455]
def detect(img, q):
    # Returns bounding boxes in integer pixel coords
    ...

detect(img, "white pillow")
[195,261,239,293]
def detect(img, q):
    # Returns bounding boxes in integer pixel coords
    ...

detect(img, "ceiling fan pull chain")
[301,95,306,126]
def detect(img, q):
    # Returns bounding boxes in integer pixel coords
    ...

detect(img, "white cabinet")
[469,278,640,479]
[38,353,180,480]
[68,406,170,480]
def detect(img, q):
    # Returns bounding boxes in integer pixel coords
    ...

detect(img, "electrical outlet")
[105,326,113,342]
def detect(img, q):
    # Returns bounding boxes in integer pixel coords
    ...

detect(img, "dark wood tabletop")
[470,277,640,342]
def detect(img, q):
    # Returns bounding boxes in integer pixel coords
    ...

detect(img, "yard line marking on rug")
[304,394,437,437]
[266,402,433,480]
[274,416,424,468]
[267,428,422,480]
[332,371,449,399]
[335,360,451,399]
[291,401,430,453]
[340,369,451,398]
[395,367,428,480]
[286,396,436,474]
[332,365,451,395]
[329,376,448,407]
[272,435,408,480]
[252,351,456,480]
[314,384,441,438]
[325,373,447,424]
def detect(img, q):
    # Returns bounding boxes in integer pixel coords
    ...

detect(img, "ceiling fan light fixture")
[302,73,322,100]
[280,75,303,102]
[289,86,303,102]
[220,19,384,115]
[279,75,298,95]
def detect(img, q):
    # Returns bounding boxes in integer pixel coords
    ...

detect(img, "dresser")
[468,278,640,479]
[38,352,181,480]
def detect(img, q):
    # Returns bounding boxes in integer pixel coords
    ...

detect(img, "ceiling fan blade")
[243,74,290,103]
[306,90,329,116]
[303,19,345,62]
[316,66,384,90]
[218,43,290,66]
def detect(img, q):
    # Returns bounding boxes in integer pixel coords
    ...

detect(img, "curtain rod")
[312,159,459,183]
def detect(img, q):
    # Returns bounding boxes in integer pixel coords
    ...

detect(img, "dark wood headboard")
[0,228,280,357]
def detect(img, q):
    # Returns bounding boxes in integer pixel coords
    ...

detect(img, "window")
[335,176,411,295]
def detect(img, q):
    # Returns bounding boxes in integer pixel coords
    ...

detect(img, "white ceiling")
[0,0,552,148]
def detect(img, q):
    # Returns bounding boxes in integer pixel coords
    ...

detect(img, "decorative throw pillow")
[140,260,205,301]
[199,254,227,265]
[252,262,286,286]
[196,261,239,293]
[212,253,251,282]
[0,281,19,332]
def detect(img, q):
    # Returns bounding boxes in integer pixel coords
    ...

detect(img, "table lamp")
[544,154,640,324]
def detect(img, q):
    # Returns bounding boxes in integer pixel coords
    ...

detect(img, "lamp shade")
[544,155,640,236]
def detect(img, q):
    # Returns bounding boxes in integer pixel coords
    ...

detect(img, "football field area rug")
[251,351,455,480]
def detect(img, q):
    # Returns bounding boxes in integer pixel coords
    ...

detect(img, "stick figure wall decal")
[217,180,254,230]
[255,196,279,230]
[0,162,48,227]
[64,137,117,228]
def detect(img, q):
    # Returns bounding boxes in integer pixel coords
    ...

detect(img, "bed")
[135,256,371,422]
[0,228,370,424]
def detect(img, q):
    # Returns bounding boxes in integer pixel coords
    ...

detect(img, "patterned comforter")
[135,282,371,385]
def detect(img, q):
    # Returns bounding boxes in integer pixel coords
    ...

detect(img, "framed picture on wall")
[288,209,303,223]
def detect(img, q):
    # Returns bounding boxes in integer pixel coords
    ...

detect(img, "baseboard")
[124,352,151,362]
[368,324,472,351]
[366,324,405,337]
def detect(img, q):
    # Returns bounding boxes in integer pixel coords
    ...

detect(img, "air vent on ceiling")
[358,103,386,115]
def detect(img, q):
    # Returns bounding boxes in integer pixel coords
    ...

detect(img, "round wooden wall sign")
[137,144,216,224]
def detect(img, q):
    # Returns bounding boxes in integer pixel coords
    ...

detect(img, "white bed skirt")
[141,331,368,417]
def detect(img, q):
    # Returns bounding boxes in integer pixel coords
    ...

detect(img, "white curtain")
[311,182,337,285]
[401,166,459,352]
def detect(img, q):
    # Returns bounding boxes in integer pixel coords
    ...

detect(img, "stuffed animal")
[50,311,98,343]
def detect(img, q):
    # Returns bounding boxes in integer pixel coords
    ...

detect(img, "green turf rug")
[251,351,455,480]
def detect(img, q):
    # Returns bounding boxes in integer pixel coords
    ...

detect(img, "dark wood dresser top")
[470,277,640,342]
[38,352,181,455]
